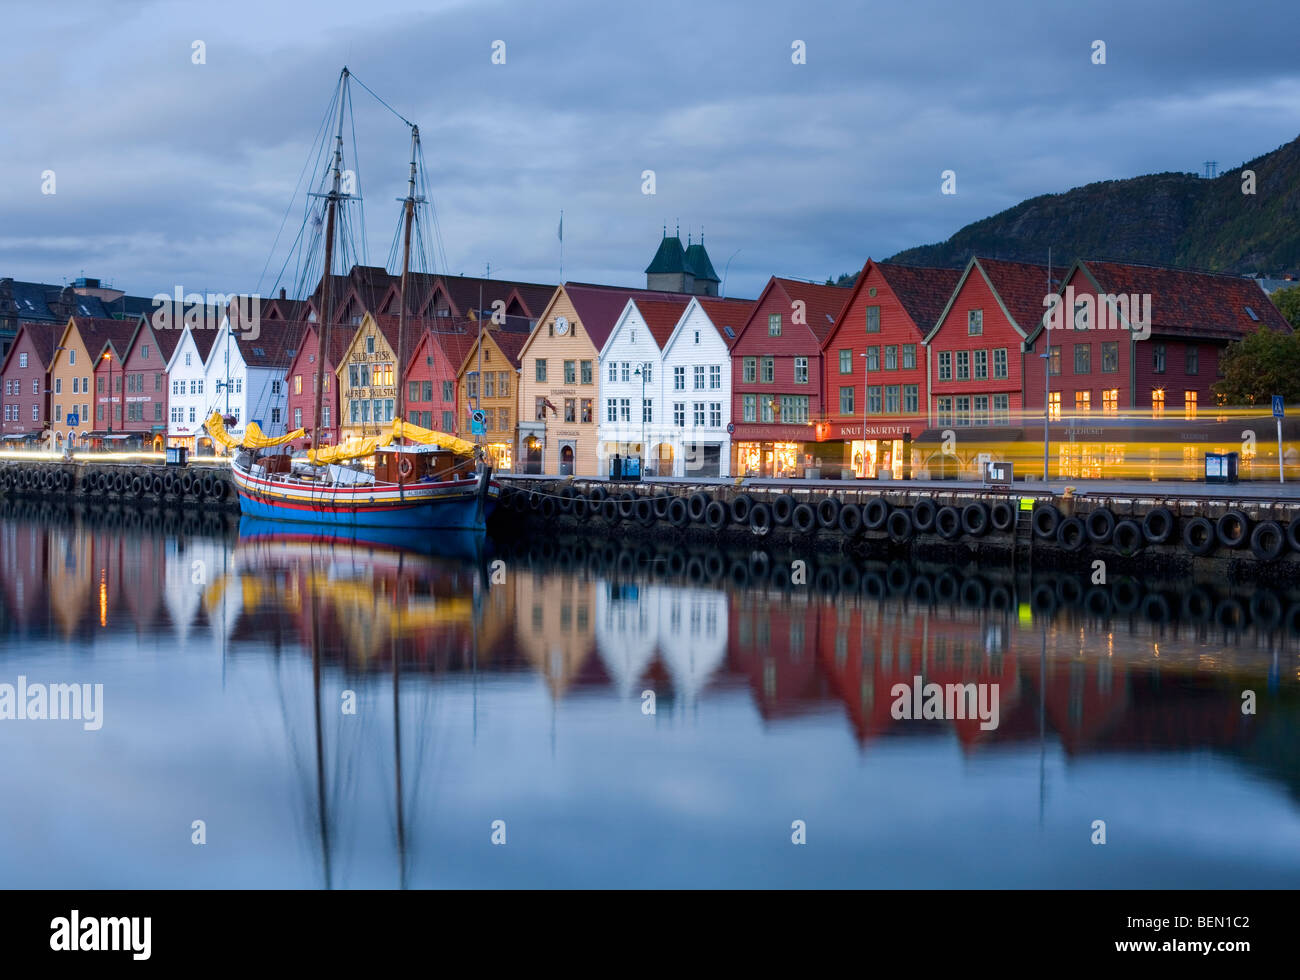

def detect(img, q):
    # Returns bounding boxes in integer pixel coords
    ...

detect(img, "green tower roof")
[645,233,687,275]
[684,241,719,282]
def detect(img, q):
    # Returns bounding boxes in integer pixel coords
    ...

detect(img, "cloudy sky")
[2,0,1298,302]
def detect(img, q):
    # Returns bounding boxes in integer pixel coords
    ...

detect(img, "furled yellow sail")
[306,432,394,466]
[204,412,242,450]
[204,412,305,451]
[389,417,478,456]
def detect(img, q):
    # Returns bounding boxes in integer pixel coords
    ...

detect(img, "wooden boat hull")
[230,461,499,531]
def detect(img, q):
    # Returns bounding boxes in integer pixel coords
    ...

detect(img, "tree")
[1271,284,1300,329]
[1213,325,1300,405]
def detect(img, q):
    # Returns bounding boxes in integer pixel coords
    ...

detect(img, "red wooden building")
[283,322,353,447]
[404,318,475,435]
[0,321,60,445]
[729,277,850,477]
[117,316,182,449]
[820,260,960,479]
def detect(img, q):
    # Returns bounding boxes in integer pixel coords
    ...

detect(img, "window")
[768,313,782,337]
[865,306,880,333]
[502,408,512,429]
[271,408,282,424]
[536,397,547,421]
[973,394,989,425]
[1184,391,1197,419]
[1048,346,1061,376]
[709,365,721,389]
[535,359,547,382]
[1103,389,1119,415]
[72,376,79,394]
[884,346,897,371]
[973,349,987,380]
[761,357,774,383]
[350,400,360,423]
[484,373,495,398]
[1152,389,1165,417]
[993,393,1009,424]
[937,397,953,426]
[693,402,705,426]
[676,402,688,426]
[1074,391,1090,413]
[467,375,478,400]
[55,378,62,394]
[271,380,282,395]
[18,353,26,368]
[794,357,808,383]
[408,381,421,403]
[322,406,330,428]
[348,365,359,388]
[839,386,854,415]
[839,349,852,374]
[581,360,592,384]
[55,403,61,420]
[185,352,191,366]
[155,373,161,391]
[606,399,617,423]
[499,371,510,396]
[938,352,951,381]
[441,410,453,431]
[1048,392,1060,420]
[1185,346,1198,375]
[993,348,1008,379]
[1074,344,1090,374]
[867,346,880,372]
[366,336,375,354]
[673,366,685,390]
[760,397,774,422]
[709,403,721,427]
[294,408,302,428]
[484,408,496,431]
[968,309,983,336]
[867,385,881,414]
[902,344,916,370]
[189,406,196,423]
[742,394,757,423]
[1153,344,1166,374]
[643,400,653,423]
[422,381,433,402]
[694,331,700,344]
[619,398,630,422]
[33,404,40,422]
[69,350,75,365]
[694,365,705,389]
[956,351,970,380]
[441,381,453,401]
[608,361,618,383]
[1102,341,1118,373]
[96,404,103,421]
[564,360,576,384]
[565,399,575,423]
[742,358,756,383]
[580,399,592,423]
[885,385,900,414]
[956,396,970,426]
[621,362,630,383]
[904,384,918,414]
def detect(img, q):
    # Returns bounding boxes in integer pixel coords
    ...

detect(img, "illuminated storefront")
[486,442,513,471]
[824,421,917,479]
[731,425,818,478]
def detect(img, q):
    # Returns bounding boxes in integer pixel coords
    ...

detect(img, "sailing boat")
[217,68,500,531]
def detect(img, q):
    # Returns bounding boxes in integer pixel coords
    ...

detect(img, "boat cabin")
[374,445,465,485]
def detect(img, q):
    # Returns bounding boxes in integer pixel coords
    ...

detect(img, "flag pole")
[558,210,564,283]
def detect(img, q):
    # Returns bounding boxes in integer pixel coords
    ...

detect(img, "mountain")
[886,135,1300,275]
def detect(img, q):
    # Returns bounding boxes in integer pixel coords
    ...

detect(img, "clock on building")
[555,316,570,335]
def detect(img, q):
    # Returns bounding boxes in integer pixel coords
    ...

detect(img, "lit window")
[1048,392,1061,420]
[1184,391,1197,419]
[1102,389,1118,415]
[1075,391,1091,413]
[1152,389,1165,417]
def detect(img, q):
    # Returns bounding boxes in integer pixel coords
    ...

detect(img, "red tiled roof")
[1082,260,1291,339]
[427,326,477,374]
[696,297,756,347]
[771,278,852,343]
[1,320,61,372]
[236,320,308,368]
[877,263,963,334]
[563,283,719,349]
[488,328,529,369]
[975,258,1052,334]
[73,316,140,362]
[372,314,472,372]
[632,298,692,349]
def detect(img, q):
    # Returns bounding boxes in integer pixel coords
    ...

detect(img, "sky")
[1,0,1299,303]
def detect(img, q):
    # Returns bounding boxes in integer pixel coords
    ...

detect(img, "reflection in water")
[1,505,1299,888]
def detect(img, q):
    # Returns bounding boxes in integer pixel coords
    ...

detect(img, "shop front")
[518,421,545,474]
[730,424,821,478]
[825,421,919,480]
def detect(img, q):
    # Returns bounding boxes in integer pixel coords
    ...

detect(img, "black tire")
[838,563,861,592]
[730,493,754,524]
[1288,520,1300,554]
[1183,516,1215,556]
[556,486,575,514]
[862,497,889,530]
[1216,510,1249,549]
[728,559,751,588]
[705,500,728,530]
[1140,593,1170,623]
[815,565,840,595]
[1085,508,1116,544]
[935,571,960,603]
[667,496,690,528]
[1113,577,1142,613]
[771,494,795,526]
[540,495,557,519]
[1215,597,1246,631]
[1142,506,1175,545]
[130,476,144,495]
[886,562,911,595]
[1085,587,1112,617]
[1056,575,1083,606]
[151,475,164,495]
[1250,590,1284,632]
[617,492,637,519]
[887,508,913,542]
[113,473,126,494]
[912,499,936,533]
[910,574,934,604]
[202,475,216,498]
[634,496,655,525]
[748,551,771,581]
[1032,504,1061,540]
[960,577,988,607]
[861,570,887,600]
[815,496,841,529]
[837,503,863,536]
[1031,583,1057,616]
[1112,519,1143,556]
[600,497,619,522]
[571,495,589,520]
[59,470,72,492]
[687,492,709,523]
[1181,586,1214,623]
[1250,521,1285,561]
[652,493,671,520]
[212,479,228,501]
[989,501,1015,532]
[935,505,962,540]
[791,503,816,533]
[588,485,608,503]
[97,472,111,494]
[749,502,773,532]
[1056,516,1086,552]
[961,502,990,537]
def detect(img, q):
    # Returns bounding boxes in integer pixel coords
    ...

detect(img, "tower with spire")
[644,224,719,296]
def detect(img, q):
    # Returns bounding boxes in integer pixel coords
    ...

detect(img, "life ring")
[398,456,415,480]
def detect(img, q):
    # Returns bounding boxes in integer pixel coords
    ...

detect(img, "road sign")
[66,414,78,427]
[726,422,735,435]
[1273,395,1285,419]
[471,408,486,437]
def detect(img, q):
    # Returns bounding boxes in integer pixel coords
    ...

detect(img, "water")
[1,507,1298,889]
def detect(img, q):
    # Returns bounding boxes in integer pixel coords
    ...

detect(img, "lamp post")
[1042,344,1051,483]
[102,351,114,437]
[860,350,870,479]
[634,361,649,476]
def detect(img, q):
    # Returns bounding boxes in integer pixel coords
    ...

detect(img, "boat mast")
[395,124,419,429]
[311,67,350,455]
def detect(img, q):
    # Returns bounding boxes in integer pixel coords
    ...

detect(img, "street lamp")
[101,351,114,436]
[633,361,650,476]
[1042,344,1052,483]
[859,350,871,478]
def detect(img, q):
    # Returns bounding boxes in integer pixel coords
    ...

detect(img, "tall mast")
[396,125,419,429]
[311,67,350,454]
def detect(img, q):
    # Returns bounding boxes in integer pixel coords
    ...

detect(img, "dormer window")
[695,330,700,344]
[366,336,375,354]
